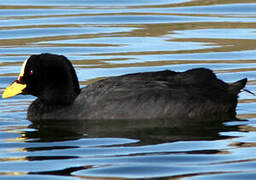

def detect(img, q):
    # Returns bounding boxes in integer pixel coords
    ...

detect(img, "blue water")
[0,0,256,179]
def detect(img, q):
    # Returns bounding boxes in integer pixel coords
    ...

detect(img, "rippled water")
[1,0,256,179]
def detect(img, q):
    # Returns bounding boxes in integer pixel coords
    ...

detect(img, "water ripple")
[0,0,256,179]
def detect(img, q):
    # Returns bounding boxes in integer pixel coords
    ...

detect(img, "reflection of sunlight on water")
[0,172,27,176]
[172,29,256,39]
[165,3,256,15]
[0,100,30,112]
[1,125,32,143]
[0,99,31,120]
[0,0,256,179]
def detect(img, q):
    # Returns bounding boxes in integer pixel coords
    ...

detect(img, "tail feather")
[229,78,247,95]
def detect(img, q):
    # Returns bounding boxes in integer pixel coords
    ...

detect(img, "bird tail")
[229,78,249,95]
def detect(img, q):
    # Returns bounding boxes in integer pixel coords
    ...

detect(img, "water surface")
[0,0,256,179]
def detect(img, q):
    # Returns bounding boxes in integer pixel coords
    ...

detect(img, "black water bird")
[2,53,247,122]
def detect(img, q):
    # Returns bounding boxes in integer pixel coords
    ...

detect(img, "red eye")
[29,70,34,75]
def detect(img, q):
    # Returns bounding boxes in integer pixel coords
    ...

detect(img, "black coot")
[2,53,247,121]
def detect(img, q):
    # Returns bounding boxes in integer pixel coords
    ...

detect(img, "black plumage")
[3,53,247,121]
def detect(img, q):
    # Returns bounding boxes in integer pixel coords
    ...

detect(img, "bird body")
[3,54,247,122]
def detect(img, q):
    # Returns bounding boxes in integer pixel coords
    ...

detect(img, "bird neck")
[27,98,70,121]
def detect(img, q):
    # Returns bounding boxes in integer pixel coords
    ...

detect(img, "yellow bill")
[2,81,26,98]
[2,58,29,99]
